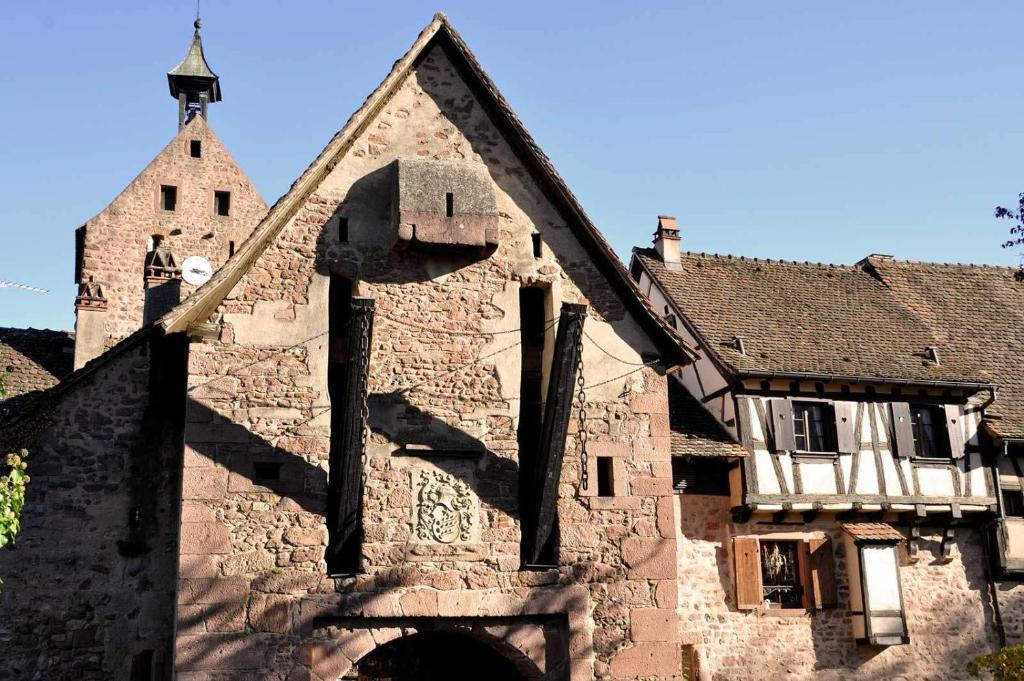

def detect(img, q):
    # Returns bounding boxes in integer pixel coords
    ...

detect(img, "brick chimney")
[653,215,681,265]
[73,278,108,370]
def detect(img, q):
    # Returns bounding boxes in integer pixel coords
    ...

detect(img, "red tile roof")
[841,522,905,543]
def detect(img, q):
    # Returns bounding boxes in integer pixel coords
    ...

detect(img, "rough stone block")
[630,609,679,642]
[621,537,676,579]
[180,522,233,555]
[610,642,680,679]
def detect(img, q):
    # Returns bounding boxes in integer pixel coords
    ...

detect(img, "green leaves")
[970,644,1024,681]
[0,450,29,550]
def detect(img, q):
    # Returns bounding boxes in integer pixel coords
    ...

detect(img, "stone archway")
[354,631,529,681]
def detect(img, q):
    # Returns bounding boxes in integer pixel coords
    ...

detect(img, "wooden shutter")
[835,402,857,454]
[891,402,915,458]
[734,537,763,610]
[945,404,966,459]
[770,398,796,453]
[804,537,837,609]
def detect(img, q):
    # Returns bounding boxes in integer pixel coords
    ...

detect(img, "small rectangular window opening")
[160,185,177,212]
[129,650,154,681]
[228,241,236,258]
[190,140,202,158]
[596,457,614,497]
[910,404,949,458]
[74,226,86,284]
[253,461,282,483]
[338,216,349,243]
[532,233,542,258]
[1004,490,1024,518]
[215,191,231,217]
[445,192,454,218]
[792,401,837,453]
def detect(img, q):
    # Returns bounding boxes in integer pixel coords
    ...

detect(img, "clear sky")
[1,1,1022,331]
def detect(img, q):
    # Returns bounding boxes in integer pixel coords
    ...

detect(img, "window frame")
[759,539,805,609]
[791,400,838,454]
[908,403,950,460]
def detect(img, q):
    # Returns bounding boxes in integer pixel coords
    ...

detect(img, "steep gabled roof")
[633,248,991,386]
[0,328,74,399]
[862,257,1024,438]
[157,13,696,365]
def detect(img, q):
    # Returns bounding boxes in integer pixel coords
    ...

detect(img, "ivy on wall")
[0,375,30,553]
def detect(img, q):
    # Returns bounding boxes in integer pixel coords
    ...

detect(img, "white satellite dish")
[181,256,213,286]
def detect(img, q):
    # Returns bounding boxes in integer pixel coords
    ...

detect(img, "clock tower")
[72,19,266,369]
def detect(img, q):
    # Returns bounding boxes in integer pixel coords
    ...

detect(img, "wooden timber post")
[326,297,375,575]
[523,301,587,566]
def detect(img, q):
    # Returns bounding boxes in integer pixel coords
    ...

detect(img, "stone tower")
[72,20,267,369]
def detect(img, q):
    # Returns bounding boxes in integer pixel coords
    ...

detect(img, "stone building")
[3,11,1024,681]
[0,14,699,681]
[631,219,1024,679]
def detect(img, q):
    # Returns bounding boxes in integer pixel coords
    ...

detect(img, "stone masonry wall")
[0,344,180,681]
[175,44,682,680]
[675,494,1001,681]
[78,115,266,348]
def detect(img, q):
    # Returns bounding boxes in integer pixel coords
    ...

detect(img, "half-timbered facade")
[632,219,1024,678]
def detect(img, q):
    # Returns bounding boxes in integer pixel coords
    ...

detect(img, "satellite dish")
[181,256,213,286]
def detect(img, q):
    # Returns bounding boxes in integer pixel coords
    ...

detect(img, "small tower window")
[532,233,542,258]
[147,234,163,252]
[338,216,349,243]
[228,240,236,257]
[253,461,282,483]
[189,140,202,158]
[160,185,177,212]
[445,192,454,218]
[596,457,614,497]
[214,191,231,216]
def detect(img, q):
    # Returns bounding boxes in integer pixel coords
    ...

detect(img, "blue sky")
[2,1,1022,331]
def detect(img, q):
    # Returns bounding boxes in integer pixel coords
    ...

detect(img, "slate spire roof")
[167,19,222,102]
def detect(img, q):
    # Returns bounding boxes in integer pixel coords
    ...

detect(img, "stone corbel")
[939,526,957,562]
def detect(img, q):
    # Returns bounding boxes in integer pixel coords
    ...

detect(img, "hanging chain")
[575,321,589,490]
[358,311,372,473]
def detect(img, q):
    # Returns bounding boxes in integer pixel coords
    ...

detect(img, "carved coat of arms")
[415,469,474,544]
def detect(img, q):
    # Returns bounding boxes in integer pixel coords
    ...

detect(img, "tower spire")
[167,13,221,130]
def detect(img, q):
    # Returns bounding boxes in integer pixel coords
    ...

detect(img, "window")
[760,540,803,608]
[215,191,231,217]
[190,139,202,158]
[733,536,836,612]
[909,404,949,458]
[596,457,614,497]
[228,240,236,258]
[445,192,454,217]
[532,233,542,258]
[792,402,836,452]
[147,234,163,252]
[160,185,177,211]
[673,457,730,495]
[253,461,282,483]
[74,225,86,284]
[1004,490,1024,518]
[842,529,910,646]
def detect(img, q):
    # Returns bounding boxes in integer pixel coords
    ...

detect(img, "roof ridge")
[873,256,1022,272]
[671,250,859,269]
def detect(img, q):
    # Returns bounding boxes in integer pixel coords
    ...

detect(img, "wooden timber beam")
[326,297,375,575]
[523,302,587,567]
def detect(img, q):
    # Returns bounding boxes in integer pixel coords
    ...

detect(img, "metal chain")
[358,314,371,473]
[575,323,589,490]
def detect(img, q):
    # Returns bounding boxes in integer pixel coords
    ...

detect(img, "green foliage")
[0,450,29,549]
[970,644,1024,680]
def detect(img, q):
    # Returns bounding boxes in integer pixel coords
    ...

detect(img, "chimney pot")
[653,215,681,265]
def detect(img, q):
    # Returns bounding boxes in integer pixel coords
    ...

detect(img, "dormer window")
[909,404,949,458]
[792,401,837,453]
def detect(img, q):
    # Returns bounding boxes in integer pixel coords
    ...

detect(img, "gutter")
[735,369,995,393]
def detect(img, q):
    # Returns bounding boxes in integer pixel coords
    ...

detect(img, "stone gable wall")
[175,45,680,680]
[0,345,180,681]
[78,116,266,348]
[675,494,1000,680]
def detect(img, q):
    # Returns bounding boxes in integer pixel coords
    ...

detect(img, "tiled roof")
[669,379,747,457]
[0,328,74,400]
[841,522,905,543]
[635,248,990,385]
[863,257,1024,439]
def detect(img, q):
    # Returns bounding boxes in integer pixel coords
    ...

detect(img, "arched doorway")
[355,631,528,681]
